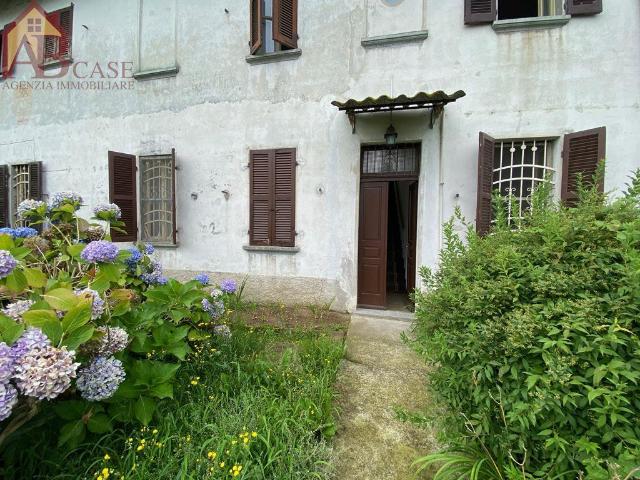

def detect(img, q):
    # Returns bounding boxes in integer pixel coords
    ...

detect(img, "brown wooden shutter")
[249,150,273,246]
[0,165,9,227]
[58,7,73,58]
[566,0,602,16]
[273,149,296,247]
[476,132,496,235]
[28,162,43,200]
[464,0,496,25]
[108,151,138,242]
[2,23,16,77]
[273,0,298,49]
[561,127,606,206]
[0,29,4,78]
[250,0,263,55]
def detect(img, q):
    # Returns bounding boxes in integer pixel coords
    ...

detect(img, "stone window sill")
[133,66,180,81]
[361,30,429,48]
[41,57,73,70]
[246,49,302,65]
[492,15,570,32]
[243,245,300,254]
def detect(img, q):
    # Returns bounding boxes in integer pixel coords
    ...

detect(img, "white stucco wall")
[1,0,639,311]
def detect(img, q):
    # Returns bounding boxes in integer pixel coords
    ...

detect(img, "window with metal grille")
[361,143,420,177]
[492,138,555,224]
[11,165,30,226]
[139,154,176,245]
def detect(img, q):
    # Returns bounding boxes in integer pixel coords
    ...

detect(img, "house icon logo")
[1,1,63,77]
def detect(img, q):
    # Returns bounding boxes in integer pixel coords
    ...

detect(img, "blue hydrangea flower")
[194,273,209,286]
[76,356,126,401]
[93,203,122,221]
[74,288,105,320]
[0,382,18,422]
[10,327,51,362]
[202,298,225,320]
[140,260,167,285]
[80,241,119,263]
[17,199,47,220]
[13,227,38,238]
[125,247,143,269]
[144,244,155,255]
[0,228,15,237]
[220,279,238,294]
[50,192,83,210]
[0,250,18,279]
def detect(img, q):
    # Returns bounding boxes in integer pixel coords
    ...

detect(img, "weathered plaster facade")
[1,0,639,311]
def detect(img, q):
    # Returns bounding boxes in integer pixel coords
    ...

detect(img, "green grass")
[1,324,345,480]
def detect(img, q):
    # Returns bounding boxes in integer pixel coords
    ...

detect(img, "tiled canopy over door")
[365,0,427,39]
[138,0,177,73]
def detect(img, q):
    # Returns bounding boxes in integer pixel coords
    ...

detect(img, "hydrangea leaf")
[99,263,122,282]
[87,413,113,434]
[0,314,25,345]
[53,400,89,421]
[43,288,80,311]
[58,420,86,448]
[23,310,63,346]
[5,270,28,293]
[24,267,47,289]
[91,272,111,293]
[62,325,95,352]
[61,299,92,334]
[0,235,15,250]
[134,396,156,425]
[149,382,174,400]
[66,244,85,259]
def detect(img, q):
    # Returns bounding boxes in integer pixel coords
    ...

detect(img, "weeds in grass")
[1,325,344,480]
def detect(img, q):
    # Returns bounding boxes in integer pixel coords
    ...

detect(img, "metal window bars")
[361,143,420,176]
[492,139,555,224]
[11,164,30,227]
[139,155,174,244]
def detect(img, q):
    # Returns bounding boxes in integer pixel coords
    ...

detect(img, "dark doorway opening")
[357,144,419,311]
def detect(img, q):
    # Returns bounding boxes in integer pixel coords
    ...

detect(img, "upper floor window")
[465,0,602,25]
[250,0,298,55]
[44,6,73,64]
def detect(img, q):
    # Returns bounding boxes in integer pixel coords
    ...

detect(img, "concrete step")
[352,308,415,323]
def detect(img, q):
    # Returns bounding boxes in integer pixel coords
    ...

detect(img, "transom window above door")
[361,144,420,177]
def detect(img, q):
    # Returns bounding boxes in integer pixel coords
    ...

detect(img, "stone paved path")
[332,314,437,480]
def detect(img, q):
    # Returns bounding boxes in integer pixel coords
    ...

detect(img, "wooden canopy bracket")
[430,104,444,129]
[348,112,357,134]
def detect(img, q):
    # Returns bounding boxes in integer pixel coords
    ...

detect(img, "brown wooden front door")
[357,182,389,308]
[407,181,418,294]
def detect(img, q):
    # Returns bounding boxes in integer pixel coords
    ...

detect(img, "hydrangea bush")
[0,193,237,450]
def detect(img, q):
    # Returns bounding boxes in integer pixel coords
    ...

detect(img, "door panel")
[407,182,418,294]
[358,182,388,308]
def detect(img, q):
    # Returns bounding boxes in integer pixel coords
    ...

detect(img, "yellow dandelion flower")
[104,453,111,461]
[152,429,158,435]
[207,451,217,460]
[219,462,225,468]
[136,444,145,452]
[251,432,257,438]
[101,468,110,479]
[243,437,249,444]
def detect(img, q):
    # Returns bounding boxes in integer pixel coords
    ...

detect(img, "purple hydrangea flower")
[202,298,225,320]
[82,326,129,356]
[0,342,14,383]
[0,251,18,279]
[10,327,51,362]
[220,279,238,294]
[144,244,155,255]
[13,345,79,400]
[17,199,47,220]
[2,300,35,322]
[80,241,119,263]
[74,288,105,320]
[76,356,126,402]
[125,247,143,269]
[140,260,167,286]
[50,192,83,210]
[93,203,122,220]
[194,273,209,286]
[0,382,18,421]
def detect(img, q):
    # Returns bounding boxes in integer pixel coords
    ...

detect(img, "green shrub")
[412,172,640,479]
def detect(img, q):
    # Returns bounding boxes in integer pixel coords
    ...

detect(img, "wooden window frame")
[250,0,298,55]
